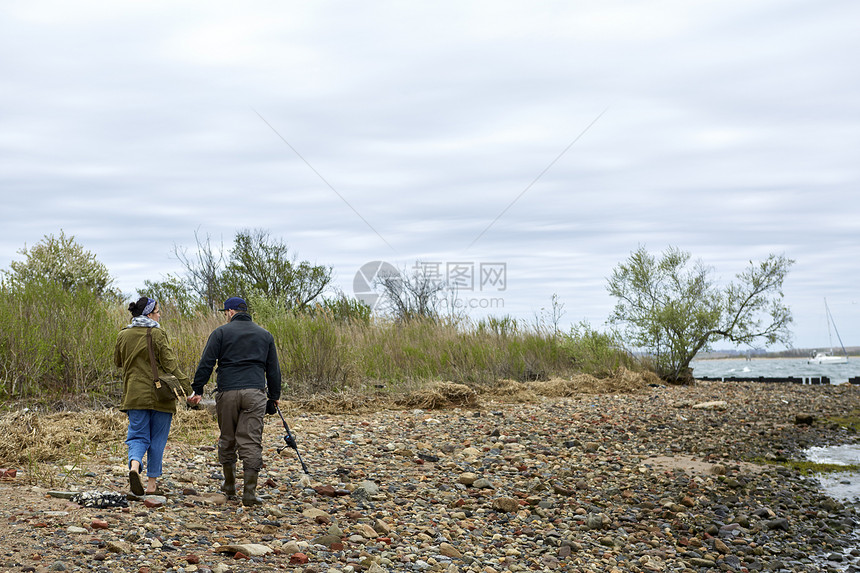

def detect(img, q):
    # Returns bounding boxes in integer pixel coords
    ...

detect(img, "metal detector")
[274,404,310,474]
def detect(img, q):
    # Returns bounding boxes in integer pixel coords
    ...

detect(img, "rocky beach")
[1,379,859,573]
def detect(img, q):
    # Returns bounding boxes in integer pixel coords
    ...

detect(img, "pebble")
[66,525,88,534]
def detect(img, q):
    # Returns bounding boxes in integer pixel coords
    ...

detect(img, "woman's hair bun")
[128,296,149,317]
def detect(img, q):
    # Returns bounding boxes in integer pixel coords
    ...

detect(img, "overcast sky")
[2,1,858,350]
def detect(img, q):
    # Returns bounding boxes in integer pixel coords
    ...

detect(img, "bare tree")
[536,293,566,336]
[172,229,227,311]
[375,262,448,321]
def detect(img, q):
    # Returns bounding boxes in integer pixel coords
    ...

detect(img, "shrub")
[562,321,638,378]
[2,230,119,300]
[262,311,354,395]
[0,281,122,400]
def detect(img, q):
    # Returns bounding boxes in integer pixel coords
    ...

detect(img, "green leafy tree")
[223,228,332,310]
[607,246,794,383]
[2,230,119,299]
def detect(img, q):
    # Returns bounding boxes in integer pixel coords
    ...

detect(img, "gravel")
[1,380,858,572]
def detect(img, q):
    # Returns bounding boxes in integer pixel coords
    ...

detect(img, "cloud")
[0,0,858,349]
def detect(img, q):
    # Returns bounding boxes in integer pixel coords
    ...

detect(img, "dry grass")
[535,368,653,395]
[288,381,480,414]
[286,369,653,413]
[480,379,541,403]
[0,369,656,471]
[0,409,126,467]
[394,381,479,409]
[483,367,654,403]
[0,407,220,470]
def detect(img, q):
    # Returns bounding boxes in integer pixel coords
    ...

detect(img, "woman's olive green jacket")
[114,326,192,414]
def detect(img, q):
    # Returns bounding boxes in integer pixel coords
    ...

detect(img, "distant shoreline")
[696,348,859,360]
[694,354,858,361]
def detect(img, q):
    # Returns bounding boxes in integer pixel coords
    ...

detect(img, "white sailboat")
[808,298,849,364]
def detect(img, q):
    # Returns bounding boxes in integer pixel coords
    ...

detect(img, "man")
[188,297,281,506]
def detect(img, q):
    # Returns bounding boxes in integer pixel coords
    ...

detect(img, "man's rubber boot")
[242,469,263,506]
[221,463,237,497]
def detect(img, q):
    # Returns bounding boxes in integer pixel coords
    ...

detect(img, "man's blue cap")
[220,297,248,312]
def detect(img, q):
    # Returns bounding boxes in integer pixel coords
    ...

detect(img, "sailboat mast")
[824,298,848,358]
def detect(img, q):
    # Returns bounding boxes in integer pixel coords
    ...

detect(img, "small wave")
[807,445,860,466]
[806,445,860,503]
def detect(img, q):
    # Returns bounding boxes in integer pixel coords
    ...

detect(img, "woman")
[114,297,192,496]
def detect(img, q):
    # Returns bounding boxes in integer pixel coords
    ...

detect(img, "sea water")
[806,445,860,504]
[806,445,860,571]
[690,357,860,385]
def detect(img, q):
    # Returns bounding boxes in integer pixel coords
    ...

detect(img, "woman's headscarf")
[142,298,157,316]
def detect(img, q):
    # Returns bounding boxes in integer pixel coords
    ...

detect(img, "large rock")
[356,523,379,538]
[310,534,342,548]
[328,522,344,537]
[214,544,273,557]
[357,480,381,496]
[106,540,130,554]
[282,540,301,554]
[458,472,479,486]
[492,497,520,513]
[66,526,87,534]
[472,478,493,489]
[585,513,609,530]
[374,519,393,534]
[302,507,332,521]
[692,400,728,410]
[461,447,482,461]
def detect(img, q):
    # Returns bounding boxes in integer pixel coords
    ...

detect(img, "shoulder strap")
[145,327,159,383]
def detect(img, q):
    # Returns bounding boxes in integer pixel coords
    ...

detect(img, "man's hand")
[187,393,202,406]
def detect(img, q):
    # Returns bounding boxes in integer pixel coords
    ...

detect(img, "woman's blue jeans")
[126,409,173,478]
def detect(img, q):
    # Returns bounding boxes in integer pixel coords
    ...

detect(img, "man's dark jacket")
[192,312,281,400]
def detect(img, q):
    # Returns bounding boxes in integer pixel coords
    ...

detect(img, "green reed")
[0,284,639,404]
